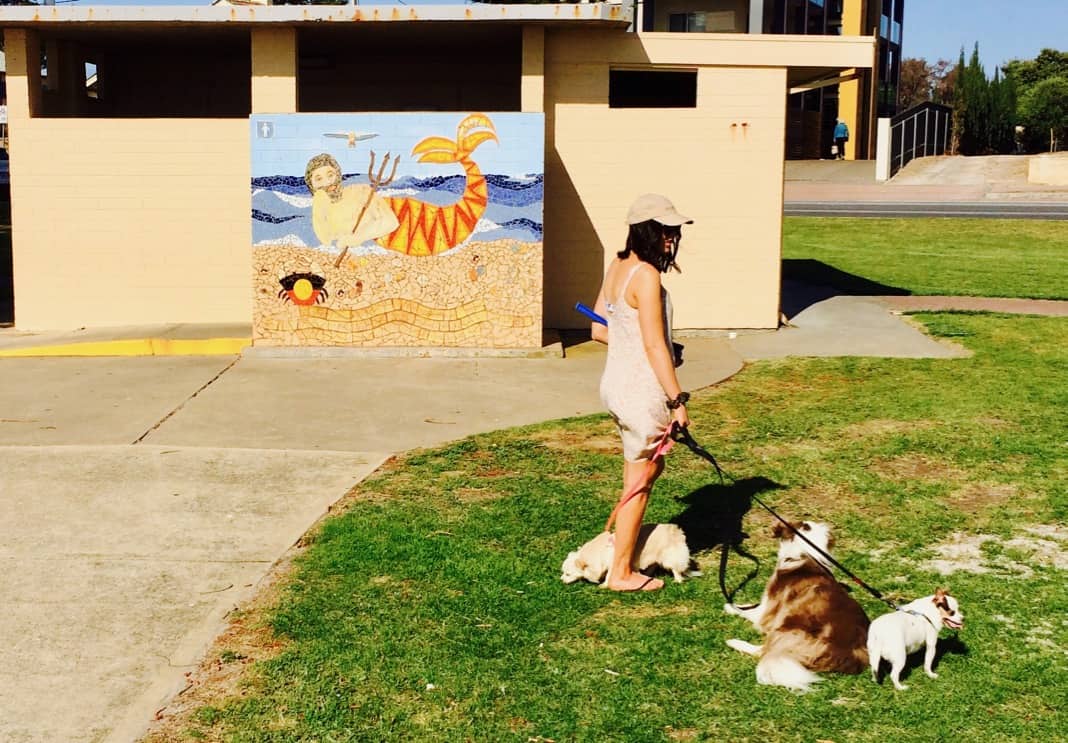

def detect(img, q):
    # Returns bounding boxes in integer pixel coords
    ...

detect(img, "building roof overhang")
[631,33,876,87]
[0,6,875,85]
[0,2,631,29]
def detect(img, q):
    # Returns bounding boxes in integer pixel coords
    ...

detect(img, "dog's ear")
[771,522,789,540]
[934,587,946,600]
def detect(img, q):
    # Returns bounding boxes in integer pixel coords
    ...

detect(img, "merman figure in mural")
[306,113,499,259]
[305,153,400,252]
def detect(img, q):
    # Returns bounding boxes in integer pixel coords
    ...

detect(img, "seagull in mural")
[323,131,379,148]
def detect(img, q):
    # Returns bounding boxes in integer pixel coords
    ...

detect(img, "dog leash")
[671,427,901,613]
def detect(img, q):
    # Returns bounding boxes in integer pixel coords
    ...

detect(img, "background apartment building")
[638,0,903,160]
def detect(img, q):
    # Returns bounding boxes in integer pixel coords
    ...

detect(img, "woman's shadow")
[670,477,786,603]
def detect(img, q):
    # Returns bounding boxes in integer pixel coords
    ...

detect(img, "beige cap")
[625,193,694,226]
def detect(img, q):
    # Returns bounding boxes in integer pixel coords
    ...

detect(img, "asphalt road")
[784,201,1068,219]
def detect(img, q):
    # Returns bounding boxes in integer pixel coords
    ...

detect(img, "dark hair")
[617,219,681,273]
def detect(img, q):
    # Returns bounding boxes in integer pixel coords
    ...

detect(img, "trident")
[333,150,401,268]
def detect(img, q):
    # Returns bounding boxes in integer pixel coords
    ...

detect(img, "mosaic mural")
[250,113,544,348]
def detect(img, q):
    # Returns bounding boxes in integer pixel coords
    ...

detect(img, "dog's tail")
[755,653,822,693]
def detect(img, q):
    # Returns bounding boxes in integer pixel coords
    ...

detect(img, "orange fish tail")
[377,114,497,256]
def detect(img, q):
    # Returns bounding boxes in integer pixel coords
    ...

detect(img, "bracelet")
[666,391,690,410]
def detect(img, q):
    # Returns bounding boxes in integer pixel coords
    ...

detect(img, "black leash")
[670,425,900,613]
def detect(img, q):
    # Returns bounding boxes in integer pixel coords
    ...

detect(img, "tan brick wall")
[9,119,250,329]
[544,29,787,330]
[252,27,298,114]
[521,25,545,113]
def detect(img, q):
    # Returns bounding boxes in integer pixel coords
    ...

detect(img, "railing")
[889,102,953,177]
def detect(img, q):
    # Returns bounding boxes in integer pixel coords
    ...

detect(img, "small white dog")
[867,588,964,690]
[560,523,696,585]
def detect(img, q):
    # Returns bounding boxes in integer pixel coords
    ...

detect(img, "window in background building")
[668,10,740,33]
[669,12,707,32]
[807,0,825,35]
[609,69,698,108]
[786,0,806,33]
[825,0,842,34]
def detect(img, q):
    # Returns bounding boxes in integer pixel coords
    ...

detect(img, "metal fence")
[889,102,953,177]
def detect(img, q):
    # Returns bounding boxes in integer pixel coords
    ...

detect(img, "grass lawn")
[146,313,1067,743]
[782,217,1068,300]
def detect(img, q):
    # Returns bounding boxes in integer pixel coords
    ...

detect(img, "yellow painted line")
[0,337,251,358]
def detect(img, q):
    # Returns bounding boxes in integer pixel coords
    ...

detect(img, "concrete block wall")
[9,119,251,329]
[544,29,786,330]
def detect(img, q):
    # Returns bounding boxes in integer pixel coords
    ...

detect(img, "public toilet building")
[0,4,874,347]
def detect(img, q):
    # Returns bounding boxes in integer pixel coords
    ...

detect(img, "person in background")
[833,118,850,160]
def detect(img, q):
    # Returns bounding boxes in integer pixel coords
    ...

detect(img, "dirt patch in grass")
[141,552,298,743]
[529,427,620,454]
[871,453,966,482]
[840,418,939,439]
[782,482,854,515]
[944,482,1019,510]
[922,525,1068,577]
[972,416,1017,430]
[474,467,516,478]
[452,486,504,503]
[750,440,824,461]
[591,603,696,622]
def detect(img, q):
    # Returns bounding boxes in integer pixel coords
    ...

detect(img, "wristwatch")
[666,391,690,410]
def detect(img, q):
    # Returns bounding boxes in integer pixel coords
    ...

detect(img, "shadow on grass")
[670,476,786,602]
[781,259,910,319]
[873,634,969,687]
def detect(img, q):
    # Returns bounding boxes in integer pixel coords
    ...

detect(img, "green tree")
[1003,48,1068,153]
[1017,76,1068,151]
[1003,49,1068,90]
[987,68,1017,154]
[954,44,992,154]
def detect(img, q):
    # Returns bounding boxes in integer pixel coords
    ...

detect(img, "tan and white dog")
[867,588,964,690]
[560,523,696,585]
[724,521,871,692]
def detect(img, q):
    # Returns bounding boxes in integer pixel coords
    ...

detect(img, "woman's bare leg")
[606,457,665,591]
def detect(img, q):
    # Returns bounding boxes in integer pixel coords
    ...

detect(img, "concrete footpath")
[0,292,990,743]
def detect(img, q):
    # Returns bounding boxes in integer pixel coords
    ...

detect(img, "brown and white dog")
[867,588,964,690]
[724,521,870,692]
[560,524,696,585]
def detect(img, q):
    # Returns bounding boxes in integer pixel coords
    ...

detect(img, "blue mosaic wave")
[252,171,543,247]
[498,217,543,239]
[252,208,303,224]
[252,173,544,208]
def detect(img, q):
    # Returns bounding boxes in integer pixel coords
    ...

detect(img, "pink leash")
[603,423,677,532]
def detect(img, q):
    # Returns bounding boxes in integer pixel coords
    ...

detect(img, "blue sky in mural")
[250,112,543,180]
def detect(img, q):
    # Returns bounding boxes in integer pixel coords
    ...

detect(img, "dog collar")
[898,607,938,630]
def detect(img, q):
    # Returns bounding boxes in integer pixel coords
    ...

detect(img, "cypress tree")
[955,43,997,155]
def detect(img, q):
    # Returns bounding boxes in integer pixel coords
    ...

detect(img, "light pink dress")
[599,263,673,462]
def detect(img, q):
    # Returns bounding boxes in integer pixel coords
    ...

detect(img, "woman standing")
[591,194,692,592]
